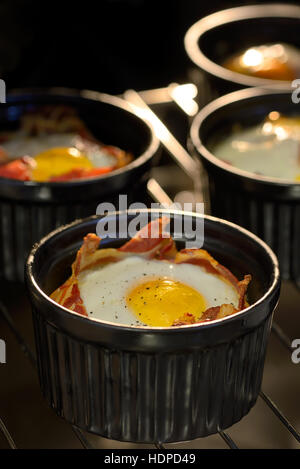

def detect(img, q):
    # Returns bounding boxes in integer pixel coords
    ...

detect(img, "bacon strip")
[174,249,239,288]
[198,304,238,323]
[0,156,35,181]
[237,274,252,309]
[118,216,177,259]
[174,249,251,307]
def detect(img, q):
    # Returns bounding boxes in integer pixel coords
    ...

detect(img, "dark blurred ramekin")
[25,209,280,443]
[184,4,300,102]
[190,87,300,284]
[0,88,160,282]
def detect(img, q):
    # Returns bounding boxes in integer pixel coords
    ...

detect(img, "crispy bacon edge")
[173,249,251,325]
[50,217,251,323]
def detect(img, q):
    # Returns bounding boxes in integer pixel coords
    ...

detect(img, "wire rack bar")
[155,442,165,450]
[0,417,17,449]
[271,322,293,353]
[218,431,239,449]
[72,426,95,449]
[124,89,198,180]
[259,391,300,444]
[0,300,36,368]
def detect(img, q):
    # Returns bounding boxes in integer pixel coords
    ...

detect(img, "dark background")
[1,0,300,94]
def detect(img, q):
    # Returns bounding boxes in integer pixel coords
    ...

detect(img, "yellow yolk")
[126,277,207,327]
[296,175,300,182]
[32,147,93,182]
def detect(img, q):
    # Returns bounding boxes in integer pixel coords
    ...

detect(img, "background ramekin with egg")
[25,210,280,443]
[0,88,160,281]
[184,4,300,103]
[190,87,300,285]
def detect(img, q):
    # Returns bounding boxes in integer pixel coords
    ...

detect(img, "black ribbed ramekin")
[190,87,300,284]
[0,88,160,282]
[184,4,300,102]
[25,210,280,443]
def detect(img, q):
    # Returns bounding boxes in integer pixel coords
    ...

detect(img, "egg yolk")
[32,147,93,182]
[296,174,300,182]
[126,277,206,327]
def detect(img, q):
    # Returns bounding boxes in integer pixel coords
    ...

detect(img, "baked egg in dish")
[0,105,132,182]
[223,43,300,81]
[51,217,251,327]
[213,112,300,182]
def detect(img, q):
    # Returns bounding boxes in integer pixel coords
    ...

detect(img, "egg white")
[77,256,240,326]
[214,125,300,181]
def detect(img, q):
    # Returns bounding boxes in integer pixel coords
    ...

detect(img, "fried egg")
[213,113,300,182]
[77,256,240,327]
[1,133,117,181]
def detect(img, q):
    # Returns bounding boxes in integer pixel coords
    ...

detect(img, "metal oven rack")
[0,84,300,449]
